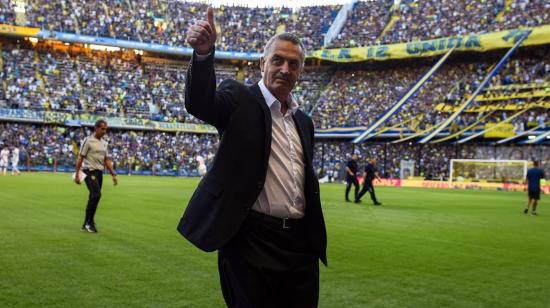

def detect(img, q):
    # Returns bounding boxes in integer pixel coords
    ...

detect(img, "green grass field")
[1,173,549,307]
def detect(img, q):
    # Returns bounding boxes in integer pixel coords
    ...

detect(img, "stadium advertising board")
[373,178,550,194]
[0,24,40,37]
[0,108,216,133]
[310,25,550,62]
[0,108,43,121]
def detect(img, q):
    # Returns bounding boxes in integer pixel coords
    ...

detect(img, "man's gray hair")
[94,119,107,128]
[263,32,306,69]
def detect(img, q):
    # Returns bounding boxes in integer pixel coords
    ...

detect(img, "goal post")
[449,159,530,185]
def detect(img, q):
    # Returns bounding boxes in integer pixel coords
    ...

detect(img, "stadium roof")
[187,0,354,8]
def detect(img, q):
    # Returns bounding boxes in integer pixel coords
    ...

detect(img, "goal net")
[449,159,530,184]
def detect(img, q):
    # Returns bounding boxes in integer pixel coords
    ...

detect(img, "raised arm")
[185,7,236,130]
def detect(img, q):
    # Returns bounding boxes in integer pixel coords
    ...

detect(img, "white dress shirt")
[252,80,306,219]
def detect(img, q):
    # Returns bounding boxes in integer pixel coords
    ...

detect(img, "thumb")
[207,7,216,34]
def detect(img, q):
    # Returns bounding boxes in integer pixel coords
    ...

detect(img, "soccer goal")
[449,159,530,185]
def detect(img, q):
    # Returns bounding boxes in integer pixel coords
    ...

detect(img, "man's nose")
[280,60,290,73]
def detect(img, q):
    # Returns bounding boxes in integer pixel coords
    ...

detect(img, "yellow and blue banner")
[0,24,40,37]
[483,123,515,138]
[310,25,549,62]
[0,108,217,133]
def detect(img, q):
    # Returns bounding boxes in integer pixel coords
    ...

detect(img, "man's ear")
[259,57,265,74]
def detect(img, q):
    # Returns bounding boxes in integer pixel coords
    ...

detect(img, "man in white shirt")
[178,7,326,308]
[11,147,20,175]
[194,152,207,178]
[0,147,9,176]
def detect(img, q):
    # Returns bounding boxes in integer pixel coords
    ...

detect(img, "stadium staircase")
[377,15,399,43]
[376,4,400,42]
[69,1,81,34]
[323,1,356,47]
[0,43,4,99]
[33,50,48,108]
[14,2,28,26]
[100,3,115,37]
[495,0,514,22]
[307,70,337,117]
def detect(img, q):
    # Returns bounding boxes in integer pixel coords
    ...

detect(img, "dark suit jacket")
[177,52,327,265]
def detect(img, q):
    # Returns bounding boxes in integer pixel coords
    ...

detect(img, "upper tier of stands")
[1,0,548,51]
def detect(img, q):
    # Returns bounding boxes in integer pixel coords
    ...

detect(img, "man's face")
[95,123,107,139]
[260,39,303,99]
[352,154,358,161]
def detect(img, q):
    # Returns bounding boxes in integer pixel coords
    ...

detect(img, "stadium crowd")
[380,0,502,45]
[328,0,392,48]
[0,44,240,123]
[0,122,218,176]
[2,43,548,136]
[336,0,549,47]
[310,52,549,133]
[1,122,547,180]
[1,0,548,52]
[1,1,339,51]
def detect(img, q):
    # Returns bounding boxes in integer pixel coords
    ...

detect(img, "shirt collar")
[258,79,299,115]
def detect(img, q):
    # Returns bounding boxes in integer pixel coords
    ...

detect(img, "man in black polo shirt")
[356,157,382,205]
[345,154,359,202]
[524,160,545,216]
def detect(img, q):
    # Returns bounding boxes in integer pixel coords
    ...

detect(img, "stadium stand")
[1,121,548,180]
[4,0,548,51]
[328,0,393,48]
[0,1,548,183]
[0,122,218,176]
[10,1,339,51]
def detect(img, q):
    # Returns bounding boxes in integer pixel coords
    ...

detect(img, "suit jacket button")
[257,183,263,189]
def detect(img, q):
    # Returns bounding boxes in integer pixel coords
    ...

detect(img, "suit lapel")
[250,83,312,171]
[292,111,312,165]
[250,83,272,171]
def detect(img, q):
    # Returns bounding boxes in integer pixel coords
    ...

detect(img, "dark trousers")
[83,170,103,225]
[218,211,319,308]
[345,176,359,201]
[356,181,378,203]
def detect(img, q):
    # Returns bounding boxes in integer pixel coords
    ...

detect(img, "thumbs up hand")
[186,7,217,55]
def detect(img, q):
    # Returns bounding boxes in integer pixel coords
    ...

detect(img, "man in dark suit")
[177,7,327,308]
[345,154,359,202]
[355,157,382,205]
